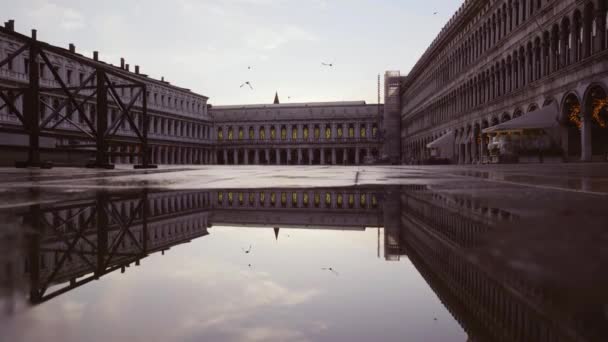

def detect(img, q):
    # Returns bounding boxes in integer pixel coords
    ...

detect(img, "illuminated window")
[360,125,366,138]
[314,126,320,139]
[292,193,298,207]
[281,126,287,140]
[303,126,309,139]
[217,192,223,204]
[325,193,331,207]
[228,192,233,205]
[281,192,287,207]
[270,192,276,206]
[348,194,355,208]
[292,127,298,140]
[337,125,343,138]
[303,193,309,207]
[371,195,378,208]
[228,127,234,140]
[270,126,276,140]
[238,127,244,140]
[349,124,355,138]
[259,192,266,206]
[249,193,255,205]
[249,127,255,139]
[260,127,266,139]
[337,194,343,208]
[325,126,331,139]
[360,194,366,207]
[314,193,320,208]
[372,124,378,138]
[238,192,244,205]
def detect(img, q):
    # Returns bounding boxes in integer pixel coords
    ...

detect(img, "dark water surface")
[0,183,607,342]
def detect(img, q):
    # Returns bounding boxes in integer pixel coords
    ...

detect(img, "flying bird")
[433,12,439,15]
[248,66,252,70]
[242,245,252,254]
[321,62,334,67]
[240,81,253,90]
[321,267,339,275]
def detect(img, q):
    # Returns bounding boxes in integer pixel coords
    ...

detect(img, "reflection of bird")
[433,12,438,15]
[321,267,339,275]
[321,62,334,67]
[240,81,253,90]
[242,245,252,254]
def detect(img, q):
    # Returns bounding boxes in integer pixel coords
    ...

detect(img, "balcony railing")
[216,137,382,145]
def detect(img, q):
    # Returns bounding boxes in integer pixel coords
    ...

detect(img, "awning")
[426,131,455,149]
[483,103,559,133]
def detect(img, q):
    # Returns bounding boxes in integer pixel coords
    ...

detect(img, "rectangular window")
[39,63,45,78]
[24,58,29,74]
[79,73,84,84]
[67,70,72,84]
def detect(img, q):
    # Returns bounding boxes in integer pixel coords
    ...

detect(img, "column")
[234,149,238,165]
[343,148,348,164]
[276,149,280,165]
[355,147,360,165]
[298,148,303,165]
[244,149,249,165]
[320,148,325,165]
[308,149,313,165]
[332,148,337,165]
[254,149,260,164]
[223,149,228,165]
[581,114,592,162]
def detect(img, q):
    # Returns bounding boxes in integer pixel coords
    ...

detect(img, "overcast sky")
[1,0,463,105]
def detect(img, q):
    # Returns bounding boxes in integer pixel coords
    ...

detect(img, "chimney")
[161,76,165,82]
[5,20,14,31]
[120,58,125,69]
[31,29,37,40]
[69,43,75,53]
[135,65,139,74]
[93,51,98,61]
[125,64,130,72]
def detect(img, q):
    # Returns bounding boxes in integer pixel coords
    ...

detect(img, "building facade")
[0,21,214,166]
[398,0,608,164]
[211,99,383,165]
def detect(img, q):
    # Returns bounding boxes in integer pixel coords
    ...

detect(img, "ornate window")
[270,126,276,140]
[259,192,266,206]
[314,125,320,139]
[325,192,332,207]
[303,126,309,139]
[349,124,355,138]
[360,194,366,207]
[249,193,255,205]
[292,193,298,207]
[281,126,287,140]
[260,127,266,139]
[292,127,298,140]
[217,192,223,204]
[303,193,309,207]
[227,127,234,140]
[249,127,255,140]
[325,126,331,139]
[270,192,276,206]
[360,124,367,138]
[238,127,244,140]
[337,125,343,138]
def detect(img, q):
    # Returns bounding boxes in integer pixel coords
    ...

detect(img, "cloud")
[246,26,318,50]
[28,1,85,31]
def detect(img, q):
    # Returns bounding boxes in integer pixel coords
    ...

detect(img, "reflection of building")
[211,98,383,165]
[396,0,608,164]
[5,186,389,304]
[398,186,600,341]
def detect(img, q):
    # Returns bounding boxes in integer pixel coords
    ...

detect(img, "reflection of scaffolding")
[0,24,155,169]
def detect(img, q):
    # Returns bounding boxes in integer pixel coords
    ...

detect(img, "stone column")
[265,149,270,164]
[332,148,336,165]
[596,10,607,52]
[244,149,249,165]
[343,148,348,164]
[320,148,325,165]
[298,148,302,165]
[223,150,228,165]
[276,149,281,165]
[581,114,593,162]
[308,149,313,165]
[254,149,260,164]
[355,147,360,165]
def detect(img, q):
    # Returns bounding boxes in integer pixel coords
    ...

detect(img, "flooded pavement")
[0,165,607,342]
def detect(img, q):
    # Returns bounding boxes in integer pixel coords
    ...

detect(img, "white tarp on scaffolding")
[426,131,455,159]
[483,103,559,133]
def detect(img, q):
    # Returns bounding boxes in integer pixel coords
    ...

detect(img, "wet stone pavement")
[0,164,607,342]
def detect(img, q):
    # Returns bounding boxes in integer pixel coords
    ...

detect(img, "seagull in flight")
[321,267,339,275]
[240,81,253,90]
[242,245,252,254]
[321,62,334,68]
[433,12,439,15]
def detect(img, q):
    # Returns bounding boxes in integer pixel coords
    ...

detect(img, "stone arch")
[501,112,512,123]
[527,103,539,112]
[513,108,524,118]
[582,83,608,158]
[560,91,582,159]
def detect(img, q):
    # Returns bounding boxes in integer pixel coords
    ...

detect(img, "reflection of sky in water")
[1,227,466,342]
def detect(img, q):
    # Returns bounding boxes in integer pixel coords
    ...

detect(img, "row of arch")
[217,123,379,142]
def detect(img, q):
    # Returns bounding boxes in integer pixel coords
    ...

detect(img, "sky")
[1,0,464,105]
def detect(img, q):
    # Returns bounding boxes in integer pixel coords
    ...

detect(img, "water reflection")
[1,185,607,341]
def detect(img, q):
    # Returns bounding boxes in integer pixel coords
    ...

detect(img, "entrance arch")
[583,84,608,159]
[560,92,582,160]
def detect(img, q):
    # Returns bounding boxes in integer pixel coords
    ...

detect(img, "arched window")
[248,193,255,205]
[303,125,309,139]
[259,192,266,206]
[337,125,344,138]
[303,192,309,207]
[259,127,266,140]
[314,193,320,208]
[325,192,331,207]
[238,127,244,140]
[292,127,298,140]
[348,124,355,138]
[325,125,331,139]
[281,126,287,140]
[270,126,276,139]
[249,127,255,139]
[314,125,320,139]
[372,124,378,138]
[227,127,233,140]
[270,192,276,206]
[360,124,367,138]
